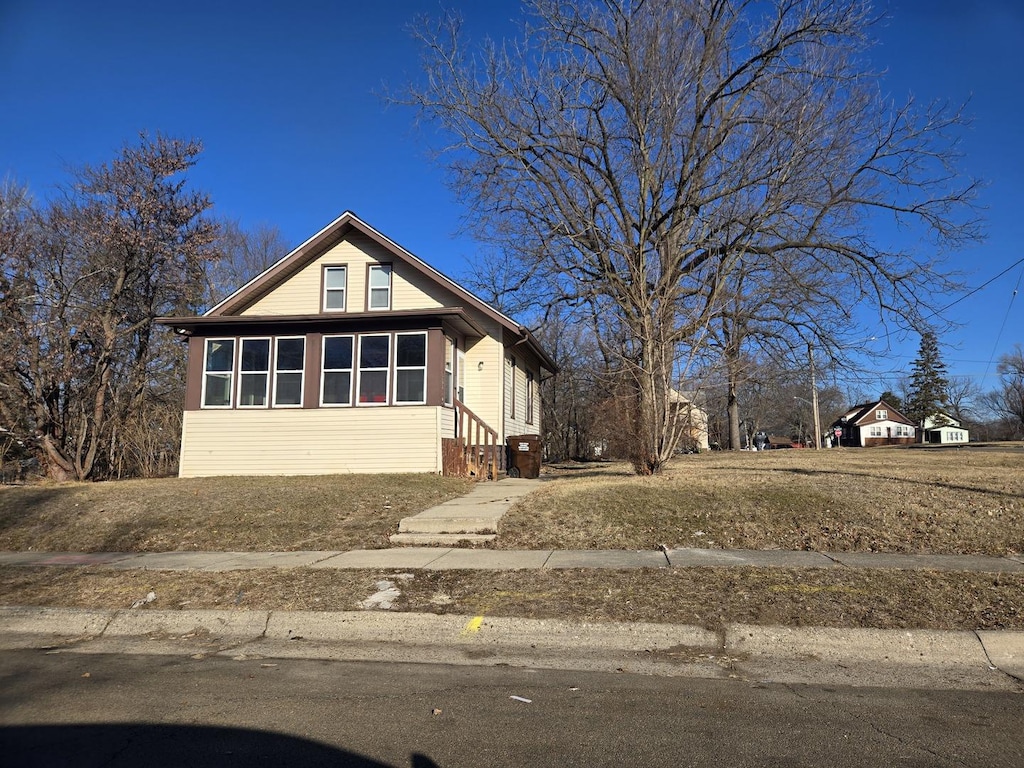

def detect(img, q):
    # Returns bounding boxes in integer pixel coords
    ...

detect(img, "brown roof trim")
[157,307,488,339]
[516,324,559,374]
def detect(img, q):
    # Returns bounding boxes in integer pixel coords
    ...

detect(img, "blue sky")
[2,0,1022,398]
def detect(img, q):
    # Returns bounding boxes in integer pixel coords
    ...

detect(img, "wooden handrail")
[453,398,502,480]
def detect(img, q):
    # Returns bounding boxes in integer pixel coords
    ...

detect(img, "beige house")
[159,212,555,478]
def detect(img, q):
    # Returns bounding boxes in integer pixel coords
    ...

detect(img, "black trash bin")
[506,434,542,478]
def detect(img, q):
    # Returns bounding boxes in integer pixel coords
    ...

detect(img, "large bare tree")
[409,0,979,473]
[0,135,218,480]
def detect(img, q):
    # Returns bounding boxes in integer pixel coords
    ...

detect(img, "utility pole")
[809,344,822,449]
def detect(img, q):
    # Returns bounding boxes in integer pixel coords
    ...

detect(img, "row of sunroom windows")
[202,332,430,409]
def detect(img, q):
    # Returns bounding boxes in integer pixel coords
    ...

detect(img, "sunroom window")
[203,338,234,408]
[238,338,270,407]
[395,332,427,404]
[321,335,353,405]
[358,334,390,404]
[273,337,305,407]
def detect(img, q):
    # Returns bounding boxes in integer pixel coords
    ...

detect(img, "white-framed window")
[323,266,347,311]
[202,338,235,408]
[457,349,466,402]
[238,338,271,407]
[395,332,427,404]
[443,336,454,407]
[368,264,392,310]
[876,409,888,420]
[526,371,535,424]
[321,335,354,406]
[508,356,517,418]
[870,426,882,437]
[273,336,305,407]
[358,334,390,404]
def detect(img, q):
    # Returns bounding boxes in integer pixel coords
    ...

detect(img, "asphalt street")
[1,649,1022,768]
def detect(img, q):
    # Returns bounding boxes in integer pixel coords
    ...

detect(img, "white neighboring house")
[922,412,970,445]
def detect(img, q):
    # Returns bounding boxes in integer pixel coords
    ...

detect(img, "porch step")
[388,533,497,546]
[397,515,498,536]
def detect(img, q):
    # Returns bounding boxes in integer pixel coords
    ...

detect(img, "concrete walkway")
[389,477,543,545]
[1,546,1022,573]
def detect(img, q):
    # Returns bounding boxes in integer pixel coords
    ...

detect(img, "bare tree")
[534,308,604,460]
[0,135,218,480]
[983,346,1024,436]
[944,375,980,423]
[205,219,291,309]
[409,0,979,474]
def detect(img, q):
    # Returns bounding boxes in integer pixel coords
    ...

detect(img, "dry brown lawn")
[1,447,1022,630]
[1,565,1021,631]
[0,474,473,552]
[500,446,1024,556]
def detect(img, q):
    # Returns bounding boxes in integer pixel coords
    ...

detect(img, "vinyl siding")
[462,319,505,437]
[242,232,456,316]
[179,407,443,477]
[439,405,456,438]
[503,339,541,439]
[392,264,446,311]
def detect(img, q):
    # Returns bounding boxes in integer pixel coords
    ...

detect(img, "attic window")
[323,266,347,311]
[876,409,888,420]
[368,264,392,310]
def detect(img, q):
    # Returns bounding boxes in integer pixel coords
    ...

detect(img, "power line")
[932,254,1024,317]
[850,255,1024,359]
[980,260,1024,384]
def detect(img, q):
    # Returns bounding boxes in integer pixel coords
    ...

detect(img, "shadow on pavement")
[0,724,441,768]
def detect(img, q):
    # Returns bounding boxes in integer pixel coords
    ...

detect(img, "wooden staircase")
[442,399,503,480]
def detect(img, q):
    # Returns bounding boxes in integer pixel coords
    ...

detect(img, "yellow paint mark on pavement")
[461,615,484,635]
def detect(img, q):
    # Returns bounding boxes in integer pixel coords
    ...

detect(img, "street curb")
[727,624,986,668]
[3,605,1023,687]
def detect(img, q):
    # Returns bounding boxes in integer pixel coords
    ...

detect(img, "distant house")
[158,211,556,478]
[922,411,969,444]
[832,400,917,447]
[669,390,710,452]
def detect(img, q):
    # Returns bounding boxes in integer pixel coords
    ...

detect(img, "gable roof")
[170,211,556,373]
[923,410,963,429]
[834,399,916,427]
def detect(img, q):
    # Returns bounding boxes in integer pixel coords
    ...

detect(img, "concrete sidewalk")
[1,546,1022,573]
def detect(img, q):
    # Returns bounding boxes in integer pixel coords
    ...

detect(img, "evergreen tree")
[905,331,949,438]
